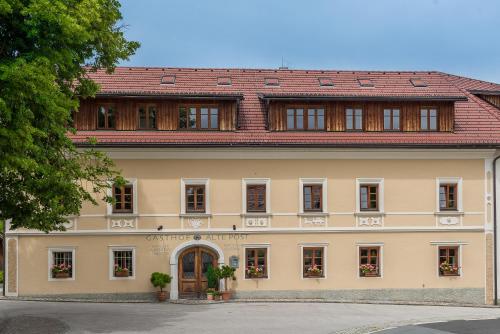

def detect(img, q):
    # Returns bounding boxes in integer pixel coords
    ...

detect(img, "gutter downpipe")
[494,154,500,305]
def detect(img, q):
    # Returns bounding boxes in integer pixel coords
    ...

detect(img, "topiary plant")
[219,265,236,292]
[206,264,218,290]
[150,272,172,292]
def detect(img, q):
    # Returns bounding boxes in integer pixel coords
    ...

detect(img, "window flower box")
[246,266,266,279]
[439,261,459,277]
[359,264,378,277]
[114,264,130,277]
[51,263,72,279]
[54,272,70,279]
[305,265,323,278]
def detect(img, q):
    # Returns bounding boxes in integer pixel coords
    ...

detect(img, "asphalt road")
[1,300,500,334]
[378,318,500,333]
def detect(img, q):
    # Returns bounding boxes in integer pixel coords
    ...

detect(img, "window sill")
[434,211,464,216]
[180,213,212,218]
[298,212,329,217]
[241,213,272,217]
[106,213,138,218]
[355,212,385,217]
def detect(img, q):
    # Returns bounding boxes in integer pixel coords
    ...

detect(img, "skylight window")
[264,78,279,86]
[318,78,334,87]
[358,78,374,87]
[160,74,176,85]
[217,77,232,86]
[410,78,427,87]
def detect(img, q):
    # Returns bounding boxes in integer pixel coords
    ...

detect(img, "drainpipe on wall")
[493,155,500,305]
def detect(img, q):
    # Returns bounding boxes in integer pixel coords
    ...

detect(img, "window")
[287,108,304,130]
[264,78,279,86]
[318,78,334,87]
[439,184,458,211]
[247,184,266,212]
[358,78,374,87]
[217,77,232,86]
[245,248,268,279]
[113,184,133,214]
[49,249,75,280]
[360,185,378,211]
[179,106,219,129]
[410,78,427,87]
[383,108,400,131]
[110,248,135,279]
[359,246,380,277]
[439,246,460,276]
[303,184,322,212]
[420,108,438,131]
[346,108,363,130]
[303,247,324,278]
[138,105,157,130]
[160,74,176,85]
[97,105,116,129]
[286,108,325,130]
[186,185,205,213]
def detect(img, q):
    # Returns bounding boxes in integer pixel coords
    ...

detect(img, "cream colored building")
[4,68,500,304]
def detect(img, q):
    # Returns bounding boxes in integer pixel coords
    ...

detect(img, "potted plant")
[51,263,72,279]
[359,264,378,277]
[306,264,323,278]
[440,261,459,276]
[150,272,172,302]
[114,264,129,277]
[213,291,222,301]
[246,265,265,278]
[218,265,236,301]
[206,264,219,300]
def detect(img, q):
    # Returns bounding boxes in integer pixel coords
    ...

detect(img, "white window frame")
[436,177,463,213]
[181,178,210,214]
[356,178,384,213]
[109,246,136,280]
[48,247,76,281]
[431,242,464,278]
[299,243,328,280]
[106,178,138,216]
[242,178,271,214]
[356,242,384,279]
[299,178,328,214]
[242,244,271,280]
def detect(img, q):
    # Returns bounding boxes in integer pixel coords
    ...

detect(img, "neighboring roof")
[72,67,500,148]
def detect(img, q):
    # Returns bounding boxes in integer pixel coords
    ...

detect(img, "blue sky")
[119,0,500,83]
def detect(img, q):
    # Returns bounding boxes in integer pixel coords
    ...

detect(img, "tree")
[0,0,139,232]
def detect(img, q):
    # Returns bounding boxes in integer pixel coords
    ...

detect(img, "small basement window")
[264,78,279,86]
[318,78,334,87]
[217,77,232,86]
[160,74,176,85]
[410,78,427,87]
[358,78,374,87]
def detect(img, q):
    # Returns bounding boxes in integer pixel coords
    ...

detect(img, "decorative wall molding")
[358,216,383,227]
[110,219,136,229]
[302,216,326,226]
[438,216,460,226]
[245,217,269,227]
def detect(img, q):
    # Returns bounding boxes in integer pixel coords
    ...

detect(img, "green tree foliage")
[0,0,139,232]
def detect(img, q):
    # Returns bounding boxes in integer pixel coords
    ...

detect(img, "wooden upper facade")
[70,67,500,147]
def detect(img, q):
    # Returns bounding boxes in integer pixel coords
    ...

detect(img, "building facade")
[4,68,500,304]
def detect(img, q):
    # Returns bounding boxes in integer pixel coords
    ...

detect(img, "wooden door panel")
[178,247,218,299]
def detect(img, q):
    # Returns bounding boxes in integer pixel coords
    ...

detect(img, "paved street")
[0,300,500,334]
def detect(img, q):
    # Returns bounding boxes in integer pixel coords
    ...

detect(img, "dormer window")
[217,77,232,86]
[358,78,374,87]
[160,74,176,85]
[286,107,325,130]
[410,78,427,87]
[265,78,279,86]
[179,106,219,130]
[420,108,438,131]
[138,105,157,130]
[97,105,116,129]
[318,78,334,87]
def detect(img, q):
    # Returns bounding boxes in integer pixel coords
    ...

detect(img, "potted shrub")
[114,264,129,277]
[305,264,323,278]
[359,264,378,277]
[218,265,236,301]
[206,264,218,300]
[150,272,172,302]
[51,263,72,279]
[440,261,459,276]
[213,291,222,301]
[246,265,265,278]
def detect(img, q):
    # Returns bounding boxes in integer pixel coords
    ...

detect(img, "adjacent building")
[4,68,500,304]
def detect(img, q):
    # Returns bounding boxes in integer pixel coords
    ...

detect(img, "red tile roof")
[72,67,500,147]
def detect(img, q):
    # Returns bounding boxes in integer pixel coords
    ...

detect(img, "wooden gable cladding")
[268,101,455,132]
[479,94,500,109]
[75,98,237,131]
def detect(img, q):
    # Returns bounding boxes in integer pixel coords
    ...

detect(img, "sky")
[119,0,500,83]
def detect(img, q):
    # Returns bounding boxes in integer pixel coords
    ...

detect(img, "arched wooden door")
[178,247,218,299]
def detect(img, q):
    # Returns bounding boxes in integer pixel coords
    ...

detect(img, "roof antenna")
[279,57,288,70]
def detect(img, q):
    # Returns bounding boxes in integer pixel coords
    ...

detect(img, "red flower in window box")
[359,264,378,277]
[114,264,130,277]
[246,266,265,278]
[306,265,323,277]
[439,261,459,276]
[51,263,71,279]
